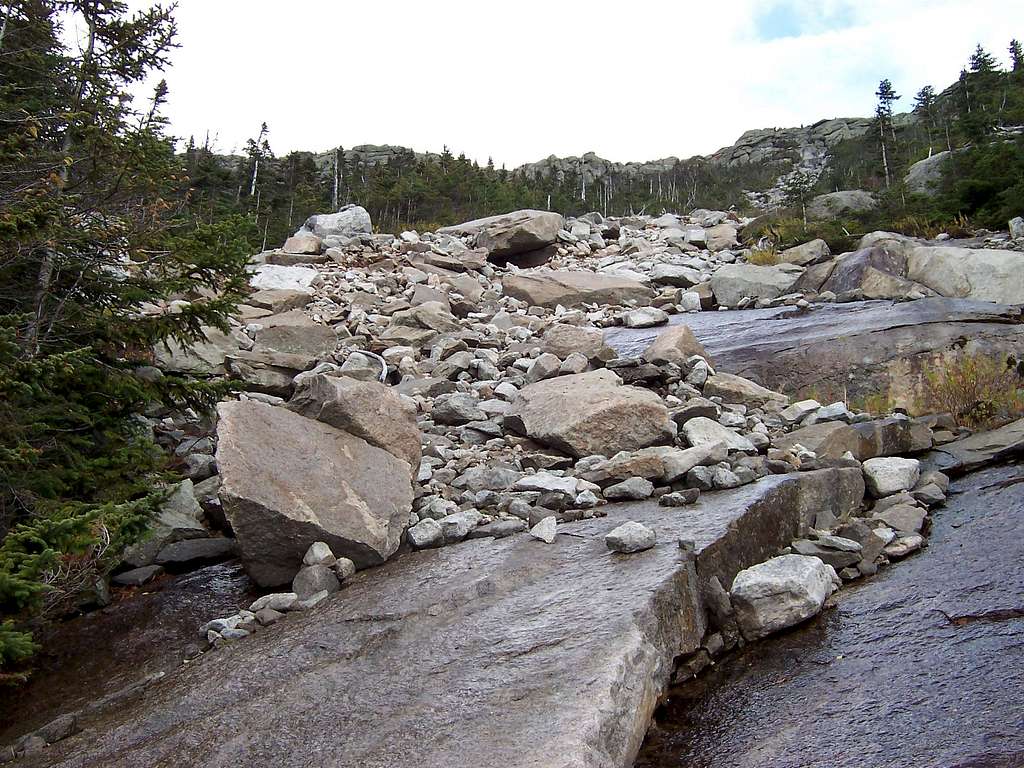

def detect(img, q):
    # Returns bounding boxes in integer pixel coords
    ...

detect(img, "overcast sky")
[122,0,1023,167]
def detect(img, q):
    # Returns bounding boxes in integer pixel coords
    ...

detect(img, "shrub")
[922,353,1024,430]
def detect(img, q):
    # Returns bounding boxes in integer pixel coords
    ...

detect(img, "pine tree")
[874,79,901,187]
[1010,39,1024,72]
[0,0,251,669]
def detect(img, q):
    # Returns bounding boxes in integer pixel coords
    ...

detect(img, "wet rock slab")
[605,298,1024,404]
[636,463,1024,768]
[22,469,860,768]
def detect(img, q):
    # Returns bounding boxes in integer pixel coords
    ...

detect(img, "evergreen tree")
[0,0,251,671]
[874,79,901,187]
[1009,39,1024,72]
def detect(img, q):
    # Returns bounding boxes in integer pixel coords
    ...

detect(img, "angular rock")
[603,477,655,501]
[541,324,613,362]
[682,418,755,453]
[872,503,927,533]
[862,457,921,498]
[605,521,656,553]
[710,264,802,307]
[502,270,652,309]
[529,516,557,544]
[730,554,838,640]
[779,239,831,267]
[292,564,341,601]
[407,518,443,549]
[642,325,710,367]
[703,372,788,409]
[303,204,372,237]
[216,401,414,586]
[504,369,674,459]
[621,307,668,329]
[287,374,421,470]
[438,210,563,260]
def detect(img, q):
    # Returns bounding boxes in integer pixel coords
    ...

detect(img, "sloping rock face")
[604,299,1024,407]
[25,469,861,768]
[437,210,564,264]
[501,270,652,308]
[923,417,1024,474]
[504,369,674,458]
[215,401,414,586]
[813,247,933,299]
[286,374,422,471]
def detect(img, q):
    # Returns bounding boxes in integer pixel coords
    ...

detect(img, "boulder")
[504,369,674,458]
[817,247,933,300]
[642,325,709,367]
[730,554,839,640]
[303,204,372,237]
[681,417,755,453]
[772,421,861,460]
[806,190,877,221]
[703,372,788,409]
[862,457,921,498]
[216,400,414,586]
[287,374,422,471]
[907,246,1024,304]
[121,480,207,568]
[904,151,953,197]
[281,232,322,255]
[502,270,652,309]
[710,263,802,307]
[604,521,657,553]
[649,264,702,288]
[438,210,563,262]
[154,327,247,375]
[706,223,739,252]
[540,324,613,362]
[620,307,668,328]
[778,239,831,267]
[249,264,321,293]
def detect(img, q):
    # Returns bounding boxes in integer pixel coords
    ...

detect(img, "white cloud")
[132,0,1024,166]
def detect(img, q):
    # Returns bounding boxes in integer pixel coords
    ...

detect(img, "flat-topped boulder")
[215,400,414,586]
[438,210,564,263]
[504,369,674,458]
[710,263,803,307]
[502,270,652,308]
[907,246,1024,304]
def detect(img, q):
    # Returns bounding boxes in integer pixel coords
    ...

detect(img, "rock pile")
[122,203,1007,656]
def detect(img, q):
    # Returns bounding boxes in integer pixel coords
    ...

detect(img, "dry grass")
[746,247,780,266]
[922,353,1024,430]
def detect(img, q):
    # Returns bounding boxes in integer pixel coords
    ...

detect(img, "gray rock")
[502,270,652,309]
[504,369,674,459]
[872,503,927,533]
[292,565,341,601]
[529,516,557,543]
[303,204,372,237]
[112,565,164,587]
[603,477,655,501]
[605,521,657,553]
[682,418,755,453]
[216,400,414,587]
[621,307,669,329]
[156,537,236,566]
[806,190,877,221]
[730,554,839,640]
[287,374,422,471]
[432,393,486,425]
[303,542,336,567]
[407,518,443,549]
[659,489,700,507]
[642,325,709,367]
[249,593,298,612]
[710,264,802,307]
[862,457,921,497]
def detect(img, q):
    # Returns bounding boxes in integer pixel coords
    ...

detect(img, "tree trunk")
[25,11,96,355]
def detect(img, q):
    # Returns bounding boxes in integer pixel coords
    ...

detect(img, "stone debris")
[131,203,991,664]
[730,554,839,640]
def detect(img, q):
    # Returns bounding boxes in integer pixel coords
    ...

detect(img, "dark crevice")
[935,607,1024,626]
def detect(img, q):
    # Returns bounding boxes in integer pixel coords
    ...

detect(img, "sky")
[113,0,1024,167]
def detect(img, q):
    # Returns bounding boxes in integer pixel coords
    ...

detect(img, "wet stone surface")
[636,463,1024,768]
[0,563,254,744]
